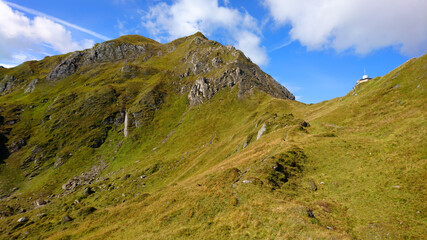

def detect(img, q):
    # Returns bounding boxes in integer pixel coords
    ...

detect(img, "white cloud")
[142,0,268,65]
[235,31,267,65]
[4,1,109,41]
[0,63,17,68]
[0,1,95,64]
[264,0,427,56]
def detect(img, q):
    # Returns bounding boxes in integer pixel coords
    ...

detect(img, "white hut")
[357,69,372,84]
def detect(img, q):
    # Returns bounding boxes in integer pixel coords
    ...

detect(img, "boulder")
[300,121,310,128]
[17,217,28,223]
[34,199,47,208]
[306,209,315,218]
[82,187,95,196]
[308,179,317,191]
[62,177,81,191]
[62,215,73,223]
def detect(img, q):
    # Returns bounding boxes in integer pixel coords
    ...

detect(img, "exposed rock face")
[24,79,38,93]
[178,35,294,105]
[46,52,85,81]
[256,123,267,140]
[8,138,27,154]
[0,75,24,95]
[188,78,215,105]
[46,42,149,81]
[188,65,294,106]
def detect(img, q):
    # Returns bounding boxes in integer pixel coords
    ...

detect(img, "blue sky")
[1,0,426,103]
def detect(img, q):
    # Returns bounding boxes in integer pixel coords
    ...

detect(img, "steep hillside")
[0,33,425,239]
[0,32,293,197]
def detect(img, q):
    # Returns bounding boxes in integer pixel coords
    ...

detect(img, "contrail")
[269,39,293,52]
[4,1,110,41]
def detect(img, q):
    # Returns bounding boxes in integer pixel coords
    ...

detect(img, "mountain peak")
[109,34,161,46]
[26,33,293,101]
[192,31,207,39]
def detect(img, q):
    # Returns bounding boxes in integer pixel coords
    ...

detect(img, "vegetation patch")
[258,148,306,189]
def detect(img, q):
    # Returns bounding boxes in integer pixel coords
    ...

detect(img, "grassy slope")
[300,56,427,239]
[0,36,425,239]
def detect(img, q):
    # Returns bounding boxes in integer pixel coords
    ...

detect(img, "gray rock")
[46,52,85,81]
[47,42,149,81]
[24,79,39,93]
[54,157,64,169]
[34,199,47,208]
[308,179,317,191]
[17,217,28,223]
[62,177,81,191]
[36,213,47,218]
[256,123,267,140]
[187,62,294,106]
[62,215,73,223]
[8,138,27,153]
[62,161,107,192]
[242,180,252,184]
[188,77,215,106]
[1,75,24,94]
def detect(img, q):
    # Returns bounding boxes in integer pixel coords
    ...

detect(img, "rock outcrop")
[188,77,215,105]
[188,65,294,106]
[46,42,150,81]
[61,161,106,192]
[0,75,24,95]
[24,79,38,93]
[256,123,267,140]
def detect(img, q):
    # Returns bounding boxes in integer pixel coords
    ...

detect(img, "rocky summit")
[0,33,425,239]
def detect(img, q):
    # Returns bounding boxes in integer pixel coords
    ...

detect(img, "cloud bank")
[142,0,268,65]
[264,0,427,56]
[0,1,94,64]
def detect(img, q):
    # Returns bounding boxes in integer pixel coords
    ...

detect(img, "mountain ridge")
[1,32,294,101]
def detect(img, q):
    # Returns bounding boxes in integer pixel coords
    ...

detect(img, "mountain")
[0,33,425,239]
